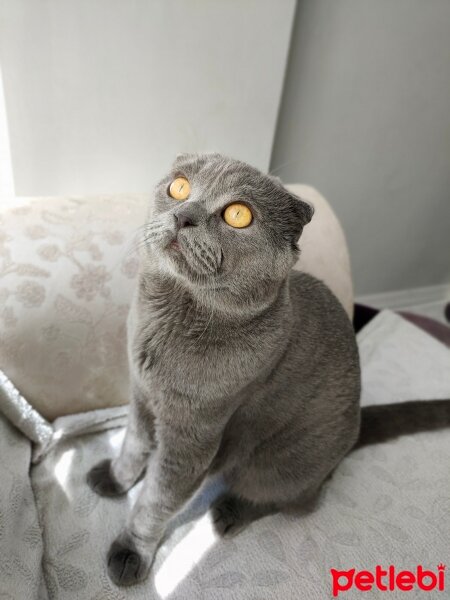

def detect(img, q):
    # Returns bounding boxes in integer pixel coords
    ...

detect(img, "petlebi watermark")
[330,564,446,597]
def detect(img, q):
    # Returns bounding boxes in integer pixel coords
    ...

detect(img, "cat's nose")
[174,204,203,230]
[175,213,195,229]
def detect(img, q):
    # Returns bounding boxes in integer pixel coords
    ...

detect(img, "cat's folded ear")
[293,194,315,226]
[270,177,315,229]
[285,191,315,244]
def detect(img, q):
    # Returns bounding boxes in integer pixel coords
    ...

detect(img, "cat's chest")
[135,304,214,368]
[129,298,271,399]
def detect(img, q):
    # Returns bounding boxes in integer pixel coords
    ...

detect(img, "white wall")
[0,62,14,198]
[0,0,295,196]
[271,0,450,295]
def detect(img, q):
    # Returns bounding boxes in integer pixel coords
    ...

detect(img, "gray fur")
[86,153,361,586]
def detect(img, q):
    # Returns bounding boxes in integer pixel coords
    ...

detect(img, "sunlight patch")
[54,449,75,497]
[109,428,125,450]
[155,513,218,598]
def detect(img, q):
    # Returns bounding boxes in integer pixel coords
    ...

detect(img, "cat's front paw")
[86,459,125,497]
[107,532,153,587]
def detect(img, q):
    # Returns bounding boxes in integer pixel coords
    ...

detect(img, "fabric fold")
[0,369,53,462]
[0,368,128,463]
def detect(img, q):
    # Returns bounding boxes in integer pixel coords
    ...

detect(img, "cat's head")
[144,153,313,293]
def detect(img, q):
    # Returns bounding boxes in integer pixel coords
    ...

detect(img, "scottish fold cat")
[87,153,450,586]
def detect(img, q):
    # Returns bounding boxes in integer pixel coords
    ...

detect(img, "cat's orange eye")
[169,177,190,201]
[223,203,253,228]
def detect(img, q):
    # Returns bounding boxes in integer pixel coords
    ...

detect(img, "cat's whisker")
[268,155,302,178]
[125,235,151,258]
[146,221,166,231]
[193,239,218,272]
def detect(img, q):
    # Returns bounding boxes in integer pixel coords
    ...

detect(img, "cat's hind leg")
[211,494,276,538]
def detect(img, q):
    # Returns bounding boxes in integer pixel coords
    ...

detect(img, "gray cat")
[87,153,450,586]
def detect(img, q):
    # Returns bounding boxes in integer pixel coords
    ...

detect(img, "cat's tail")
[355,399,450,448]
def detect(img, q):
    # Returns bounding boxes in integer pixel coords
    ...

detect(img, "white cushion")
[289,184,353,317]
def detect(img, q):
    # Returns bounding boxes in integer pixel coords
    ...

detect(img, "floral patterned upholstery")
[0,195,146,419]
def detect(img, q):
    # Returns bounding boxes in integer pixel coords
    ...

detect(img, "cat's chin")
[163,240,185,266]
[150,236,219,287]
[157,244,195,282]
[159,250,218,291]
[158,251,183,277]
